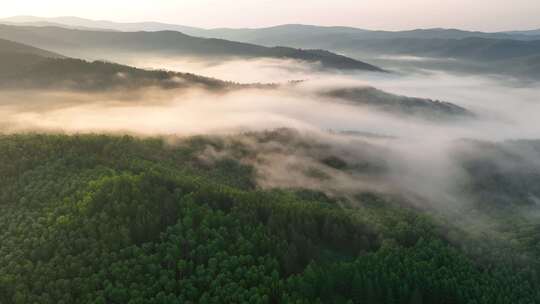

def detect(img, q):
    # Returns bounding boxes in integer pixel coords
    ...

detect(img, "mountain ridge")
[2,16,538,40]
[0,24,383,72]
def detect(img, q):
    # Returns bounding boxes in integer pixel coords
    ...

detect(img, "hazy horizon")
[2,0,540,31]
[3,14,540,32]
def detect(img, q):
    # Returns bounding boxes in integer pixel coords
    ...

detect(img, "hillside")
[0,39,65,78]
[0,132,538,303]
[456,139,540,207]
[0,38,246,91]
[0,56,235,91]
[322,87,474,120]
[0,24,383,72]
[0,38,63,57]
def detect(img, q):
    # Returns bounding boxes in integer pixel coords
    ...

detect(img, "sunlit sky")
[2,0,539,31]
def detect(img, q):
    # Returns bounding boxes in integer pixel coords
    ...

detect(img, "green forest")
[1,133,539,304]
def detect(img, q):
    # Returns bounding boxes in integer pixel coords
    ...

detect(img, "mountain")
[0,24,383,72]
[4,23,536,64]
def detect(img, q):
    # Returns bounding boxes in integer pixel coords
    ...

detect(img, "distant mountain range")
[2,16,539,80]
[0,23,383,72]
[2,16,539,41]
[0,15,200,33]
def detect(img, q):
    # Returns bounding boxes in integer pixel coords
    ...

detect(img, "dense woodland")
[0,133,539,303]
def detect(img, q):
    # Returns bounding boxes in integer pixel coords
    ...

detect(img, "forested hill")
[323,86,474,120]
[0,56,236,91]
[0,132,538,303]
[0,24,384,72]
[0,39,243,91]
[0,39,71,84]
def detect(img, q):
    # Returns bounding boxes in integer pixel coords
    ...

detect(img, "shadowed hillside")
[0,39,244,91]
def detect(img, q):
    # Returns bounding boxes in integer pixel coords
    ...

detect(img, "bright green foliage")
[0,134,538,303]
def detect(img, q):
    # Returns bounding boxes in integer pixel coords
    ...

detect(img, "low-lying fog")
[1,56,539,218]
[4,57,539,139]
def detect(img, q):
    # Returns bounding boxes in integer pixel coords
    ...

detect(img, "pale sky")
[2,0,539,31]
